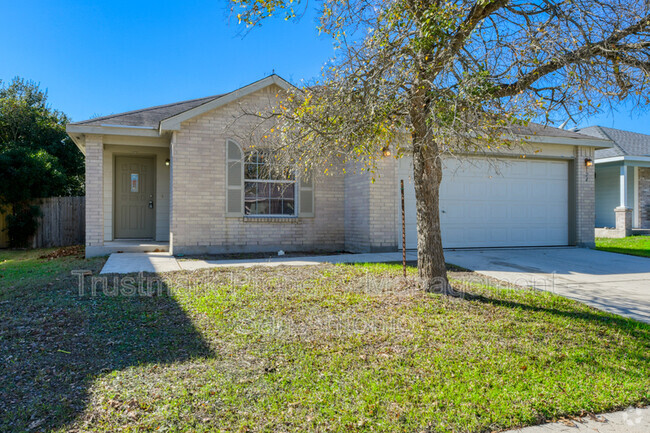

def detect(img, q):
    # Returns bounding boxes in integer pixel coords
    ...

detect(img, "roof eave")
[66,123,162,137]
[66,124,165,154]
[67,131,86,155]
[596,155,650,164]
[511,133,613,149]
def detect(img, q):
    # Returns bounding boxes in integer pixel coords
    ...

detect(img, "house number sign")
[131,174,139,192]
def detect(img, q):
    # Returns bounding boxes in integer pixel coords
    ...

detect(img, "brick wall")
[639,167,650,229]
[344,166,370,252]
[368,157,398,251]
[85,135,103,247]
[344,158,398,252]
[170,85,345,254]
[574,146,596,247]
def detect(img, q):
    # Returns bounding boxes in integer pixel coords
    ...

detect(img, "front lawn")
[596,236,650,258]
[1,250,649,432]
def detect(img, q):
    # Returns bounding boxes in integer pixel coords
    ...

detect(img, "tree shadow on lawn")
[0,269,213,433]
[465,290,650,346]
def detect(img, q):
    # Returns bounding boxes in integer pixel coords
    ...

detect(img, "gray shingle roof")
[69,87,610,147]
[71,94,224,128]
[514,123,606,140]
[574,125,650,158]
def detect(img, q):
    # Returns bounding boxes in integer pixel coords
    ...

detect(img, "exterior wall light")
[382,147,391,157]
[165,158,171,166]
[585,158,593,167]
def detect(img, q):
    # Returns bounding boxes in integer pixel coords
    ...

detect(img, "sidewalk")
[179,251,418,271]
[100,251,418,274]
[503,406,648,432]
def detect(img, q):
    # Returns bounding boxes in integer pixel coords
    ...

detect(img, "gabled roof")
[71,94,224,128]
[500,122,612,148]
[574,125,650,158]
[67,73,611,151]
[67,75,293,135]
[514,123,609,141]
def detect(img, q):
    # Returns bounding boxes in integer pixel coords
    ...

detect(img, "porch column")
[85,134,104,256]
[620,165,628,207]
[169,132,175,255]
[614,165,632,237]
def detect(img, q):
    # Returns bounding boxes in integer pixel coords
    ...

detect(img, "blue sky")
[1,0,649,135]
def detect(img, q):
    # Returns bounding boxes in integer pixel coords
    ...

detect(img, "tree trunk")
[410,107,450,294]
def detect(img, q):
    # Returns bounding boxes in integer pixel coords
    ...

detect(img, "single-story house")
[67,75,612,258]
[574,125,650,236]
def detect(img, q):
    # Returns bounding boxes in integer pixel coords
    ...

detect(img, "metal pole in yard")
[401,179,406,278]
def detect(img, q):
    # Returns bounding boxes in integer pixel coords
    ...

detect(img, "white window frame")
[244,150,298,217]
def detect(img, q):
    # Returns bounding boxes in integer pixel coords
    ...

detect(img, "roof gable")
[159,75,291,131]
[575,125,650,158]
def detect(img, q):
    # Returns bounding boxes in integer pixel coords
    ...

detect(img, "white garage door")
[398,157,569,248]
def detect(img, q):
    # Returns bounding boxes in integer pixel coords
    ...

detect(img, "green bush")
[5,205,41,248]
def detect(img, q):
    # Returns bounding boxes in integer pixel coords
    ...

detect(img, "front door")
[115,156,155,239]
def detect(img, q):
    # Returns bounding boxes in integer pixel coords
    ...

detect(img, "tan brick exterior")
[344,167,370,252]
[574,146,596,247]
[79,83,600,256]
[85,135,103,247]
[640,168,650,229]
[344,158,399,252]
[170,86,345,254]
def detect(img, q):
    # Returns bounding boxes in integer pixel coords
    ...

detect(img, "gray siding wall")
[595,165,619,228]
[595,164,636,228]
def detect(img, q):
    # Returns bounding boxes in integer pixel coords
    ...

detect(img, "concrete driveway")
[444,247,650,323]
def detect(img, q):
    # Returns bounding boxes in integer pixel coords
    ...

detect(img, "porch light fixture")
[382,146,391,157]
[584,158,593,167]
[165,158,170,166]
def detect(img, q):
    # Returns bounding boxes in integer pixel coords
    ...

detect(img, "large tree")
[230,0,650,292]
[0,77,83,246]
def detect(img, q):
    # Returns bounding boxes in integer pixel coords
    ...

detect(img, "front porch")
[77,134,172,258]
[89,240,170,256]
[595,158,650,238]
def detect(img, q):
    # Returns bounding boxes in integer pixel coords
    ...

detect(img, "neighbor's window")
[244,151,296,216]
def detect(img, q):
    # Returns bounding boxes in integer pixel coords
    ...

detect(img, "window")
[244,151,296,216]
[226,140,244,216]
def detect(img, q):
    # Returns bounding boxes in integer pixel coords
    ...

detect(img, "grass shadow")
[0,265,213,432]
[463,289,650,344]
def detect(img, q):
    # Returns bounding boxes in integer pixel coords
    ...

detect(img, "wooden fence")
[0,196,85,249]
[0,210,8,248]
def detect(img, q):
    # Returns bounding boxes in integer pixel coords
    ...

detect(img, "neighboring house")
[67,75,611,258]
[574,126,650,236]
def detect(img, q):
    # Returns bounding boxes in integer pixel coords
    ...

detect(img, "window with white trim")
[244,151,296,216]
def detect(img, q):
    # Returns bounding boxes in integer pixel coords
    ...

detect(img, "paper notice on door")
[131,174,139,192]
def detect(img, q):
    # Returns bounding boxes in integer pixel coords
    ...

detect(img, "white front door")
[398,157,569,248]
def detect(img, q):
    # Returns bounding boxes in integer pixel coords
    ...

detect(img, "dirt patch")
[38,245,84,260]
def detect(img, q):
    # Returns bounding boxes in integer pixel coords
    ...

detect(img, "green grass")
[0,249,649,433]
[0,248,98,299]
[596,236,650,258]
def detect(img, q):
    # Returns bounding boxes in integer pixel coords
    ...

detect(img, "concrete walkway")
[444,247,650,323]
[179,251,418,270]
[503,406,649,432]
[100,247,650,324]
[100,251,416,274]
[100,252,181,274]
